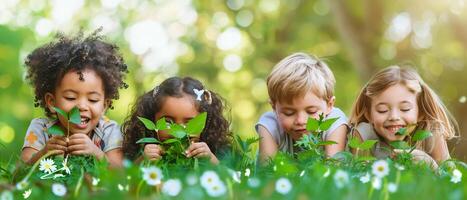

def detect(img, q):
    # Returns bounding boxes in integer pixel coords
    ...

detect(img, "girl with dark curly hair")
[122,77,231,165]
[21,30,129,168]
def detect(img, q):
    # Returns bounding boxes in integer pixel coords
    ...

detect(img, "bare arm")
[324,125,348,157]
[103,148,123,168]
[257,125,278,165]
[430,134,450,164]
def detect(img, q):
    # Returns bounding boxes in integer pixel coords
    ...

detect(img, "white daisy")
[275,177,292,195]
[247,177,261,188]
[360,173,371,183]
[451,169,462,183]
[92,177,100,186]
[16,180,28,190]
[0,191,13,200]
[388,182,398,193]
[162,179,182,197]
[200,171,221,188]
[51,183,67,197]
[61,156,71,175]
[244,168,251,177]
[23,189,32,199]
[205,180,227,197]
[228,169,241,183]
[142,166,163,186]
[39,158,57,174]
[371,177,382,190]
[186,174,198,185]
[372,160,389,178]
[333,170,349,188]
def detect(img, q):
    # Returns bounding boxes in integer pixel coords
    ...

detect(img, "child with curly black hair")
[122,77,231,165]
[21,30,129,168]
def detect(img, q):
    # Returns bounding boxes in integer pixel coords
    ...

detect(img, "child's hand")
[186,142,218,161]
[143,144,164,161]
[67,133,104,159]
[394,149,439,169]
[43,136,67,155]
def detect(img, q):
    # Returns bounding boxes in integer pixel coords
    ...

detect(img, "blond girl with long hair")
[349,65,458,167]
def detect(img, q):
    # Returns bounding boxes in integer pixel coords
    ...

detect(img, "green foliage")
[136,113,208,168]
[48,106,82,137]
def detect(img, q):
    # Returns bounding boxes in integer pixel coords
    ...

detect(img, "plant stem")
[74,167,84,198]
[136,179,144,199]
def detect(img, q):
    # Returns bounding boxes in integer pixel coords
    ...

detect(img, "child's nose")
[77,100,89,111]
[295,113,308,125]
[388,110,401,121]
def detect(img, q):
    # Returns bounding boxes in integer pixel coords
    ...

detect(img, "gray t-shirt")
[255,107,348,154]
[22,117,123,152]
[353,122,392,159]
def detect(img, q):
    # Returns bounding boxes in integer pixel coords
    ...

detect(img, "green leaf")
[306,117,319,132]
[155,117,168,131]
[412,130,432,141]
[186,112,207,137]
[348,137,361,149]
[68,106,81,125]
[138,117,157,130]
[316,140,338,146]
[47,124,64,136]
[331,151,353,162]
[53,107,67,118]
[319,117,339,131]
[390,141,411,150]
[395,127,407,135]
[136,137,159,144]
[169,124,187,138]
[359,140,378,150]
[163,138,179,144]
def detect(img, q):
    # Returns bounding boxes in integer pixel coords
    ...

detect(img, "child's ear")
[104,99,111,110]
[45,92,56,113]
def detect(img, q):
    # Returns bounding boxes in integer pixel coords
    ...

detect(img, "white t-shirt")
[255,107,348,154]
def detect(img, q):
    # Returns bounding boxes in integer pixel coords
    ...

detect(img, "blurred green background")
[0,0,466,164]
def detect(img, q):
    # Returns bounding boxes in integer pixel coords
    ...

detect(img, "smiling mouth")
[385,125,405,133]
[80,117,90,125]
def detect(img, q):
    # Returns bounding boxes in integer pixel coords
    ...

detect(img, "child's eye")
[89,99,99,103]
[307,111,317,115]
[64,97,75,101]
[376,110,388,114]
[401,108,411,112]
[282,112,294,116]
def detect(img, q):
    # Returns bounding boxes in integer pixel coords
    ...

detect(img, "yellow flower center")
[150,172,158,180]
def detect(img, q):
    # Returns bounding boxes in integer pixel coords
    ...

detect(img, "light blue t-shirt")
[255,107,348,154]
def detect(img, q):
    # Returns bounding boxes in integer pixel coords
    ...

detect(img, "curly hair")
[24,29,129,117]
[122,77,232,160]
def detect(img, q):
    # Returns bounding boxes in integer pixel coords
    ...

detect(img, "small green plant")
[47,106,81,137]
[389,124,433,165]
[135,112,208,167]
[294,114,339,161]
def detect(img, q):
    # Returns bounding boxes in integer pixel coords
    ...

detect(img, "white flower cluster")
[200,170,227,197]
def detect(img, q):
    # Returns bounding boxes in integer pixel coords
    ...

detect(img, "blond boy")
[256,52,348,163]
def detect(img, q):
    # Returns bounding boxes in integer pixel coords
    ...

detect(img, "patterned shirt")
[22,117,123,153]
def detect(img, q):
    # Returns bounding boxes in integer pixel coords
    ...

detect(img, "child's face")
[369,83,419,142]
[154,95,200,141]
[273,91,333,140]
[46,69,107,136]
